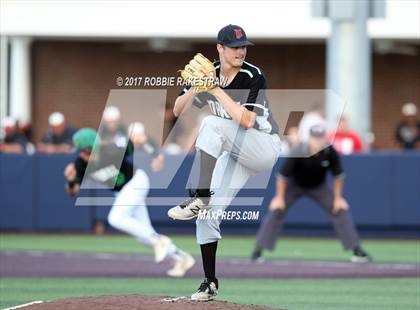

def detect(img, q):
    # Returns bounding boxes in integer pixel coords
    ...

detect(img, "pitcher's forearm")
[173,89,195,117]
[209,87,256,129]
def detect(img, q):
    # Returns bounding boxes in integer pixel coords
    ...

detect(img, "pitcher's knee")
[199,115,224,133]
[196,232,221,245]
[196,219,221,244]
[201,115,217,126]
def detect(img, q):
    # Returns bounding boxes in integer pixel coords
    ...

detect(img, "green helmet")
[72,128,98,151]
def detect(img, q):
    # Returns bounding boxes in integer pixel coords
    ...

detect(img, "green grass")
[0,277,419,310]
[0,234,419,309]
[0,234,419,263]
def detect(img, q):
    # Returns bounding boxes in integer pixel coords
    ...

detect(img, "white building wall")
[0,0,419,40]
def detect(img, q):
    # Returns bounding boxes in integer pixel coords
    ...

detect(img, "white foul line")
[2,301,44,310]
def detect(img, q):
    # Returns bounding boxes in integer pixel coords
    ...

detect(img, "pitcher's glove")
[179,53,217,93]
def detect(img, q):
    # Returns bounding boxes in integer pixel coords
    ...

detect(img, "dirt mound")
[24,295,281,310]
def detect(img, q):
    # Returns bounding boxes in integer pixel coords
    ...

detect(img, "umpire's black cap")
[217,24,254,47]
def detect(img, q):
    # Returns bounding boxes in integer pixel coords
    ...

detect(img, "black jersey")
[42,126,76,145]
[180,60,279,134]
[395,120,420,149]
[73,144,134,192]
[281,144,344,188]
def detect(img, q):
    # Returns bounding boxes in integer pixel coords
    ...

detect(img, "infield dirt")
[23,295,281,310]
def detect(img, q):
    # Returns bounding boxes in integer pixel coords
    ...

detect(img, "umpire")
[252,125,371,263]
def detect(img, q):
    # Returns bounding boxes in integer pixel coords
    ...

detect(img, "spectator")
[0,117,30,153]
[327,116,364,154]
[395,103,420,150]
[100,106,128,147]
[18,120,33,142]
[38,112,76,153]
[128,122,164,172]
[286,126,300,149]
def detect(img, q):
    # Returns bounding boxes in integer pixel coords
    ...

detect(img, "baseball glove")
[179,53,217,93]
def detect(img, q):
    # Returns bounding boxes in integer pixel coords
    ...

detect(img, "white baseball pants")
[107,169,159,247]
[195,115,282,244]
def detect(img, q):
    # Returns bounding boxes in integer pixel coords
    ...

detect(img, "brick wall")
[371,52,420,148]
[31,41,419,149]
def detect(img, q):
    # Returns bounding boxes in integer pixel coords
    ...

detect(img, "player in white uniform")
[168,25,281,301]
[64,126,195,277]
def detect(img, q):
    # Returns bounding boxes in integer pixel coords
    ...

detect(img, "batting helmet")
[72,128,99,151]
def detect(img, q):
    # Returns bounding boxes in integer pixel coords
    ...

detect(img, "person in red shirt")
[327,116,363,154]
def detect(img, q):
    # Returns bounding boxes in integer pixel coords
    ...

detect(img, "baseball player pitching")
[167,24,281,301]
[64,126,195,277]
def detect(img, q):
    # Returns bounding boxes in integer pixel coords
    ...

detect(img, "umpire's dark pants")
[255,181,360,251]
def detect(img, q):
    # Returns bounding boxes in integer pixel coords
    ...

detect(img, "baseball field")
[0,234,419,310]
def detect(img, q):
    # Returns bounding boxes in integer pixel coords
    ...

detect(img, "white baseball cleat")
[168,191,211,220]
[350,254,371,263]
[191,279,218,301]
[350,246,372,263]
[154,235,172,263]
[167,253,195,278]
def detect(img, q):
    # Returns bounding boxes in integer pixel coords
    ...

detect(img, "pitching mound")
[22,295,279,310]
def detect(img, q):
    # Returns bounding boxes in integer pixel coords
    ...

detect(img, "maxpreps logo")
[197,210,260,221]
